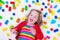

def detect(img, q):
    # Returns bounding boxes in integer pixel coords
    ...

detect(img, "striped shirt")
[18,24,35,40]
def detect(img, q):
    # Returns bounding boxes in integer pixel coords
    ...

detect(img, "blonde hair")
[26,9,43,26]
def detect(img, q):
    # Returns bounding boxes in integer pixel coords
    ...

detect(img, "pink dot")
[46,35,50,39]
[28,4,31,7]
[50,5,53,8]
[0,22,2,26]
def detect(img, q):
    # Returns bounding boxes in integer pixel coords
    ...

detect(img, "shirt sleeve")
[35,25,44,40]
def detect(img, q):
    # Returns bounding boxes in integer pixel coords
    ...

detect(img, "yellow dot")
[55,0,60,2]
[2,27,8,32]
[5,32,10,37]
[22,17,26,21]
[0,3,3,6]
[58,32,60,37]
[15,3,20,7]
[47,16,50,20]
[15,0,20,3]
[58,16,60,20]
[51,10,55,16]
[52,37,57,40]
[34,2,40,6]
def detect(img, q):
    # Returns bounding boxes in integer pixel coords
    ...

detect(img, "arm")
[35,25,44,40]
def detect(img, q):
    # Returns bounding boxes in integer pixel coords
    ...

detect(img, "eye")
[31,15,32,16]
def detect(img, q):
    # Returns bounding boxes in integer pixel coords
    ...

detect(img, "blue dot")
[32,1,35,3]
[54,5,57,9]
[54,29,59,33]
[2,9,5,12]
[43,15,46,17]
[4,20,9,25]
[57,9,60,13]
[6,1,9,4]
[25,0,28,3]
[12,13,15,16]
[36,0,39,2]
[58,24,60,27]
[54,16,57,19]
[45,6,47,8]
[0,6,2,10]
[51,19,56,24]
[46,31,50,34]
[45,12,48,15]
[42,2,45,5]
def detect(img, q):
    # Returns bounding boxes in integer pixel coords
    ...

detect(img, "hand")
[11,29,18,35]
[30,27,36,35]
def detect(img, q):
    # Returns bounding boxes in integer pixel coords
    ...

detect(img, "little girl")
[11,9,44,40]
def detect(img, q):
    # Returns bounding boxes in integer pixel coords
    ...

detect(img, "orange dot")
[43,21,47,25]
[47,2,50,6]
[43,37,47,40]
[21,8,24,12]
[48,8,52,13]
[13,7,16,10]
[16,18,20,23]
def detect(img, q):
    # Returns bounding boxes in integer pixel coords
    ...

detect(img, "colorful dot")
[12,13,15,16]
[54,15,58,19]
[10,17,13,20]
[50,28,53,31]
[5,5,8,8]
[2,9,5,12]
[0,16,3,19]
[9,25,14,30]
[42,2,45,5]
[25,0,28,3]
[58,32,60,37]
[16,18,20,23]
[51,19,56,24]
[57,9,60,13]
[36,0,39,2]
[0,6,2,10]
[43,15,46,17]
[54,29,59,33]
[58,24,60,27]
[0,22,2,26]
[25,5,28,11]
[45,6,47,8]
[54,5,57,9]
[53,37,57,40]
[6,1,9,4]
[50,5,53,8]
[28,4,31,7]
[46,35,50,39]
[32,1,35,3]
[42,25,48,29]
[46,31,50,34]
[4,20,9,25]
[43,21,47,25]
[2,27,8,32]
[40,8,43,11]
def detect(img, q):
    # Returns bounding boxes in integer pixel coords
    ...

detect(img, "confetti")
[57,32,60,37]
[6,1,9,4]
[40,8,43,11]
[54,29,59,33]
[42,2,45,5]
[32,0,35,3]
[46,30,50,34]
[57,9,60,13]
[50,0,54,3]
[51,10,55,16]
[42,25,48,29]
[5,5,8,8]
[50,28,53,31]
[12,13,15,16]
[46,35,50,39]
[47,16,50,20]
[58,24,60,27]
[2,9,5,12]
[2,27,8,32]
[43,21,47,25]
[54,15,58,19]
[50,5,53,8]
[0,22,2,26]
[9,25,14,30]
[21,8,24,12]
[54,5,57,9]
[51,19,56,24]
[25,5,28,10]
[58,16,60,20]
[10,17,13,20]
[53,37,57,40]
[8,7,11,11]
[16,18,20,23]
[5,32,10,37]
[22,17,26,21]
[4,20,9,25]
[56,0,60,2]
[36,0,39,2]
[10,1,15,4]
[45,6,47,9]
[25,0,28,3]
[0,15,3,19]
[28,4,31,7]
[0,6,2,10]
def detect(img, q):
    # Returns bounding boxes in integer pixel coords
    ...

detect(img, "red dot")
[50,28,53,31]
[8,7,11,11]
[6,5,8,8]
[41,8,43,11]
[47,0,50,2]
[10,1,15,4]
[9,39,12,40]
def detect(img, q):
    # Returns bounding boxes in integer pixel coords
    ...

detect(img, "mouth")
[30,18,33,22]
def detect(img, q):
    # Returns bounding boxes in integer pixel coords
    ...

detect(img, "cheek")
[33,18,38,22]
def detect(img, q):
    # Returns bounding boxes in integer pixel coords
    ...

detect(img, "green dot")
[9,25,14,30]
[51,0,54,3]
[13,4,15,8]
[10,17,13,20]
[0,16,3,19]
[25,6,28,10]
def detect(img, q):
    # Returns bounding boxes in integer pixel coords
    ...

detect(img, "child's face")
[27,10,39,25]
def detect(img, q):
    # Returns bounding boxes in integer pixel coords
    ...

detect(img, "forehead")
[31,10,39,15]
